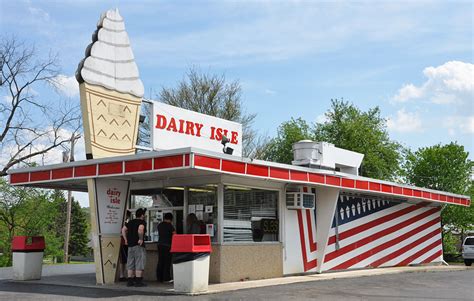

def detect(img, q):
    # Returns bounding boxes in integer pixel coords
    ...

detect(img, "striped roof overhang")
[8,147,471,207]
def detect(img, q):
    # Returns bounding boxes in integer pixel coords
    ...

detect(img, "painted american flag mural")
[321,193,443,271]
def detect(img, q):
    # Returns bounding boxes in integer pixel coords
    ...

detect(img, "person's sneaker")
[166,279,174,284]
[126,278,135,287]
[134,277,147,287]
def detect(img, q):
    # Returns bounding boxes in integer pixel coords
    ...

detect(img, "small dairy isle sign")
[95,179,129,234]
[152,101,243,156]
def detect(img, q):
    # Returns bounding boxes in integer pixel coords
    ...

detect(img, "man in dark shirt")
[122,208,147,287]
[156,212,175,283]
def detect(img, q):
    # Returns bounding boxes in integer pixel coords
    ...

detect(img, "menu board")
[95,179,130,234]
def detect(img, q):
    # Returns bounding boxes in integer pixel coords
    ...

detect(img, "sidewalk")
[3,264,470,296]
[0,263,95,280]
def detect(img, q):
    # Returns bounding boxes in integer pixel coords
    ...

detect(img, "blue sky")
[1,1,472,206]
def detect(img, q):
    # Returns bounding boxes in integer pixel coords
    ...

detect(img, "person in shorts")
[122,208,147,287]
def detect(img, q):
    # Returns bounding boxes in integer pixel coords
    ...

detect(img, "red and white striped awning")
[8,147,471,207]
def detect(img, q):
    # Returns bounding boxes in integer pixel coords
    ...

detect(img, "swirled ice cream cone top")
[76,8,144,98]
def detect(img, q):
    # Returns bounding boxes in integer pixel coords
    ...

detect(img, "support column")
[87,178,130,284]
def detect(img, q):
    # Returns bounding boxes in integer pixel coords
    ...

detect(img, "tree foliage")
[263,99,402,180]
[403,143,473,241]
[263,118,312,164]
[314,99,402,180]
[0,180,90,266]
[159,67,267,158]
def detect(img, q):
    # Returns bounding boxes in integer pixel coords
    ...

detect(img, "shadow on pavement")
[0,273,175,299]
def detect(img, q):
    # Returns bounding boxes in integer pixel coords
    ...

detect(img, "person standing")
[119,210,131,281]
[186,213,201,234]
[122,208,147,287]
[156,212,175,283]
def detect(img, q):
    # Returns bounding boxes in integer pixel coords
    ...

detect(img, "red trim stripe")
[327,202,431,245]
[270,167,289,180]
[125,159,152,173]
[306,210,317,253]
[246,164,268,177]
[98,162,122,175]
[222,160,246,174]
[75,165,96,177]
[370,227,441,268]
[369,182,381,191]
[393,186,403,194]
[381,184,392,193]
[155,155,185,169]
[309,173,325,184]
[51,168,73,180]
[329,217,440,270]
[395,239,442,266]
[356,180,368,190]
[324,207,440,263]
[291,170,308,181]
[342,178,355,188]
[297,210,317,272]
[10,173,29,184]
[326,176,341,186]
[30,170,50,182]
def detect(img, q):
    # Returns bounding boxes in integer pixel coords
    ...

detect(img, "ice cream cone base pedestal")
[12,252,43,280]
[173,255,210,294]
[87,178,129,285]
[79,82,141,159]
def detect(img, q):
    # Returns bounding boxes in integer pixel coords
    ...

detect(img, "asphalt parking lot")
[0,268,472,300]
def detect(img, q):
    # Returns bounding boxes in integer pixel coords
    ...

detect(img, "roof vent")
[292,140,364,175]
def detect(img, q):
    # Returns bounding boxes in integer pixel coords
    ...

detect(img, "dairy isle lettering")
[155,114,239,144]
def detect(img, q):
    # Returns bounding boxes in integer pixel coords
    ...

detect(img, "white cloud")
[387,109,423,133]
[50,74,79,98]
[444,115,474,135]
[315,114,328,124]
[392,61,474,105]
[264,89,276,95]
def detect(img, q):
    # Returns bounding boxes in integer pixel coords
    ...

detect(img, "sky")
[1,0,473,207]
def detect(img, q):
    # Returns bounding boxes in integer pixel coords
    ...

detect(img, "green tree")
[0,178,52,266]
[159,67,267,158]
[48,191,90,260]
[403,142,473,254]
[263,118,312,164]
[69,200,90,257]
[314,99,402,180]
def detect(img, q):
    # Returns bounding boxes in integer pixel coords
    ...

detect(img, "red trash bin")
[12,236,45,280]
[170,235,212,293]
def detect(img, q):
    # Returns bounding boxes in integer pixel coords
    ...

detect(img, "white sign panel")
[95,179,130,234]
[152,101,243,156]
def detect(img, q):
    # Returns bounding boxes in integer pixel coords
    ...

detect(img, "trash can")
[12,236,45,280]
[170,234,212,294]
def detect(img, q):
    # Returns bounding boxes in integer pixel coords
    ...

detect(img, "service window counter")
[129,182,283,283]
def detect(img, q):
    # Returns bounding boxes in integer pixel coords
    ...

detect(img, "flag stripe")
[329,216,440,270]
[328,202,431,245]
[368,226,440,268]
[306,209,317,252]
[324,207,439,263]
[297,210,317,272]
[421,249,443,264]
[325,206,434,255]
[396,239,442,266]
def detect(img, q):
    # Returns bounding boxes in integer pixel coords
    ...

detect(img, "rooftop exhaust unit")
[292,140,364,176]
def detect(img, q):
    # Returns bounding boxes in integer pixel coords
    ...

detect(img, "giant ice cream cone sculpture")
[75,8,142,285]
[76,8,144,159]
